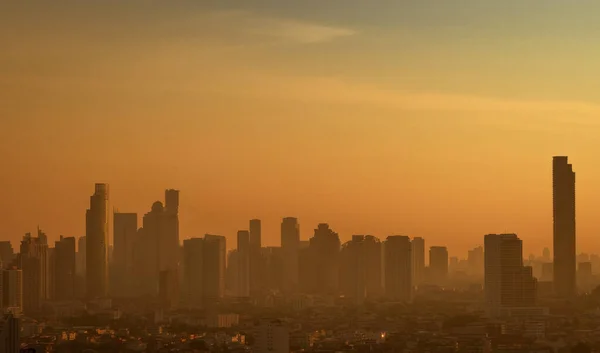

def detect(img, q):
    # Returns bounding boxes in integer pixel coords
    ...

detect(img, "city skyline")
[6,1,600,257]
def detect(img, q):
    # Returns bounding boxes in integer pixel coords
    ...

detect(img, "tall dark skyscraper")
[553,156,576,299]
[236,230,250,297]
[183,237,204,308]
[411,237,425,286]
[281,217,300,293]
[53,236,76,301]
[384,236,412,302]
[429,246,449,284]
[86,183,109,298]
[249,219,262,293]
[113,212,137,297]
[19,232,48,315]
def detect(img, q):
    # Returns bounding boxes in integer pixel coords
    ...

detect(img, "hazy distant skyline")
[4,1,600,255]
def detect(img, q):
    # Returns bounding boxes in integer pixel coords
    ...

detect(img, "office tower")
[0,313,20,353]
[249,219,262,293]
[485,234,537,317]
[281,217,300,293]
[86,183,109,298]
[363,235,383,298]
[429,246,449,283]
[340,236,367,303]
[253,319,289,353]
[1,268,22,313]
[226,250,239,295]
[468,246,484,277]
[411,237,425,286]
[113,212,137,297]
[542,247,551,262]
[163,189,180,273]
[159,268,179,310]
[19,232,48,315]
[131,227,156,297]
[76,236,86,276]
[306,224,341,295]
[384,236,412,301]
[236,231,250,298]
[203,234,226,301]
[183,238,204,308]
[0,242,14,268]
[553,156,576,299]
[53,236,76,301]
[262,247,284,291]
[578,262,593,293]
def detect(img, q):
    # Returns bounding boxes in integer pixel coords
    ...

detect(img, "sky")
[3,0,600,257]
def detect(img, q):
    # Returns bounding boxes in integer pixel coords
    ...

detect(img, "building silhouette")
[468,246,484,277]
[249,219,262,293]
[113,212,137,297]
[429,246,449,284]
[236,230,250,298]
[384,236,412,302]
[411,237,425,286]
[485,234,537,317]
[553,156,576,299]
[1,268,22,314]
[86,183,110,298]
[203,234,226,302]
[53,236,76,301]
[261,247,284,292]
[339,236,367,303]
[281,217,300,293]
[0,242,14,269]
[307,224,341,295]
[19,231,48,315]
[253,319,289,353]
[183,238,204,308]
[0,313,20,353]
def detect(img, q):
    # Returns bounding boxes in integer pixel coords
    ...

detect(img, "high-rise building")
[203,234,226,302]
[429,246,449,283]
[0,313,20,353]
[542,247,551,262]
[159,268,179,310]
[0,242,14,268]
[1,268,22,313]
[53,236,76,301]
[249,219,262,293]
[86,183,109,298]
[76,236,86,276]
[467,246,484,277]
[578,262,593,293]
[307,224,341,295]
[183,238,204,308]
[411,237,425,286]
[19,232,48,315]
[113,212,137,297]
[553,156,576,299]
[163,189,180,273]
[485,234,537,317]
[262,247,284,292]
[363,235,383,298]
[281,217,300,293]
[226,249,239,295]
[384,236,412,301]
[253,319,289,353]
[236,230,250,298]
[340,236,367,303]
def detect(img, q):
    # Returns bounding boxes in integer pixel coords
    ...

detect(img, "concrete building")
[384,236,412,302]
[249,219,262,293]
[19,232,48,315]
[86,183,109,298]
[1,268,22,314]
[113,212,137,297]
[183,238,204,308]
[281,217,300,293]
[53,236,76,301]
[236,230,250,298]
[0,313,20,353]
[429,246,449,283]
[254,319,289,353]
[553,156,576,299]
[411,237,425,286]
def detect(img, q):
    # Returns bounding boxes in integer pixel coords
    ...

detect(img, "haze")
[3,0,600,255]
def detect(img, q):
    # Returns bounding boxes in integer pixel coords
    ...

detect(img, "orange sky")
[3,1,600,257]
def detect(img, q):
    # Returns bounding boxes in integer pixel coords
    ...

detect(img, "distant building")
[281,217,300,293]
[0,242,14,268]
[578,261,593,293]
[384,236,412,302]
[0,313,20,353]
[113,212,137,297]
[1,268,22,314]
[53,236,76,301]
[429,246,449,284]
[468,246,484,277]
[485,234,537,318]
[306,224,341,295]
[86,183,110,298]
[254,319,289,353]
[183,238,204,308]
[19,231,49,315]
[249,219,262,293]
[411,237,425,286]
[553,156,576,299]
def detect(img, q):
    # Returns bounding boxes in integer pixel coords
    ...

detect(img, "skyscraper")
[411,237,425,286]
[0,313,20,353]
[236,230,250,298]
[113,212,137,297]
[553,156,576,299]
[429,246,449,283]
[0,242,14,268]
[86,183,109,298]
[485,234,537,317]
[203,234,226,301]
[1,268,23,313]
[340,236,367,303]
[19,232,48,315]
[183,238,204,308]
[249,219,262,293]
[76,236,86,277]
[308,224,341,295]
[281,217,300,293]
[53,236,76,301]
[384,235,413,302]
